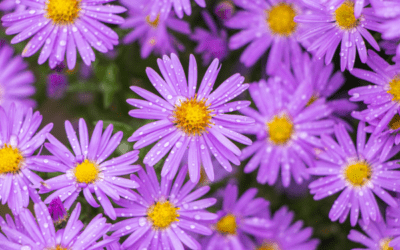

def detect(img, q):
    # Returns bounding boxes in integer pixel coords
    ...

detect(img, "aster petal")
[94,186,116,220]
[38,25,59,65]
[121,225,151,249]
[163,136,190,179]
[198,136,214,181]
[177,218,212,235]
[329,187,352,222]
[197,58,219,100]
[21,21,53,57]
[241,36,272,67]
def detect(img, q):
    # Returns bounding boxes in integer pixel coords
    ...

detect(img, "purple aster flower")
[120,0,190,58]
[0,104,53,214]
[348,220,398,249]
[386,196,400,248]
[202,184,272,250]
[353,0,383,17]
[37,119,140,220]
[1,0,126,69]
[111,164,217,249]
[214,0,235,20]
[246,206,319,250]
[372,0,400,18]
[349,50,400,135]
[147,0,206,20]
[380,39,400,62]
[48,197,68,224]
[362,114,400,163]
[239,78,334,187]
[128,53,253,183]
[190,11,228,66]
[0,202,118,249]
[225,0,309,74]
[308,122,400,226]
[0,0,26,13]
[47,72,68,99]
[295,0,381,71]
[275,52,357,131]
[375,1,400,63]
[0,42,36,110]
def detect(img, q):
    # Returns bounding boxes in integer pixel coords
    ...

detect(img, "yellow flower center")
[344,161,372,186]
[266,3,297,36]
[0,144,23,174]
[146,15,160,28]
[389,114,400,130]
[147,201,180,229]
[45,0,81,25]
[380,238,394,250]
[257,242,281,250]
[74,159,99,184]
[267,115,294,145]
[46,246,69,250]
[334,1,360,30]
[216,214,237,235]
[148,37,157,46]
[172,96,214,136]
[306,94,319,106]
[387,76,400,102]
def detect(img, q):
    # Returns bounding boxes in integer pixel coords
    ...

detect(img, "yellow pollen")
[147,201,179,229]
[344,161,372,186]
[389,114,400,130]
[257,242,281,250]
[380,238,394,250]
[306,94,319,106]
[149,37,157,46]
[74,159,99,184]
[46,245,69,250]
[0,144,23,174]
[146,15,160,28]
[172,96,214,136]
[267,115,294,145]
[334,1,360,30]
[387,76,400,102]
[216,214,237,235]
[45,0,81,25]
[266,3,297,36]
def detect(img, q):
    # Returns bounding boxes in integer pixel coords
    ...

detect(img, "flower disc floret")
[389,114,400,130]
[257,242,281,250]
[267,115,294,145]
[266,3,297,36]
[216,214,237,235]
[147,201,179,229]
[387,76,400,102]
[74,159,99,184]
[380,238,394,250]
[0,144,23,174]
[172,96,214,136]
[306,94,318,106]
[47,246,69,250]
[344,161,372,186]
[146,14,160,28]
[45,0,81,25]
[334,1,359,30]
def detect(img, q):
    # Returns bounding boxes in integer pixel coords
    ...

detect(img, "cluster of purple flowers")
[2,0,400,249]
